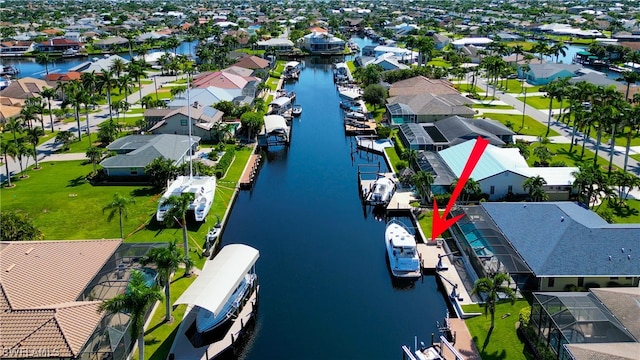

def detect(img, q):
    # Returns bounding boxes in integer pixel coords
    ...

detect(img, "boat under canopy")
[174,244,260,318]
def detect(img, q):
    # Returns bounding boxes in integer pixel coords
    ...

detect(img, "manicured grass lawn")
[140,275,196,360]
[266,77,279,91]
[480,113,559,137]
[462,300,531,360]
[505,41,534,51]
[60,133,104,153]
[501,79,528,93]
[472,103,514,110]
[517,95,567,110]
[1,130,56,145]
[118,116,144,127]
[126,108,147,115]
[598,199,640,224]
[167,78,188,85]
[153,90,173,100]
[385,147,402,173]
[365,103,385,121]
[455,84,484,93]
[346,60,356,74]
[416,210,435,240]
[525,142,620,170]
[596,127,640,147]
[427,58,451,68]
[630,154,640,162]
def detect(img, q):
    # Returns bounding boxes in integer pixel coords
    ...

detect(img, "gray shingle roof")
[481,202,640,277]
[101,134,199,168]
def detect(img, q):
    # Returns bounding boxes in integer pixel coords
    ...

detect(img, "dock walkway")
[168,289,258,360]
[417,243,475,306]
[355,135,394,154]
[239,154,262,189]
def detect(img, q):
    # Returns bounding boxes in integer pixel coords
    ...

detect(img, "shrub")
[377,126,391,139]
[519,307,531,325]
[433,193,451,204]
[214,146,235,178]
[550,160,567,167]
[396,161,407,171]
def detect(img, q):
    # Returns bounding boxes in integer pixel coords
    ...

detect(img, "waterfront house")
[397,115,514,151]
[100,134,199,177]
[356,53,410,71]
[0,239,165,360]
[531,288,640,360]
[388,76,461,97]
[521,63,582,86]
[0,97,24,123]
[255,38,294,53]
[451,37,493,48]
[166,87,234,109]
[449,202,639,292]
[386,92,474,125]
[232,55,270,70]
[69,55,129,73]
[94,36,129,50]
[298,31,346,54]
[144,105,223,141]
[361,45,416,62]
[0,40,34,56]
[192,71,261,100]
[36,38,84,53]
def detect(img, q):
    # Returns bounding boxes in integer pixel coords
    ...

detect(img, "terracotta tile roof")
[0,240,121,310]
[389,76,460,97]
[0,77,51,99]
[192,71,259,89]
[232,55,270,70]
[44,71,82,82]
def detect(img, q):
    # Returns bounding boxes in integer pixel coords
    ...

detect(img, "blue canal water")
[222,58,448,359]
[0,41,196,79]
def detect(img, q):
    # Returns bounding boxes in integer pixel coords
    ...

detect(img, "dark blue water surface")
[222,58,448,360]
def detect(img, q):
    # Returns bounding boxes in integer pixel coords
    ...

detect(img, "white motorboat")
[366,176,396,206]
[196,272,256,333]
[385,219,421,278]
[292,105,302,116]
[156,175,216,222]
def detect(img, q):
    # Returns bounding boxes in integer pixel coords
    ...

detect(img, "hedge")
[214,147,235,178]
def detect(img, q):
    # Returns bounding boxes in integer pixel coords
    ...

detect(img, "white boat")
[156,175,216,222]
[338,87,362,101]
[385,219,421,278]
[174,244,259,336]
[62,48,80,57]
[292,105,302,116]
[366,176,395,206]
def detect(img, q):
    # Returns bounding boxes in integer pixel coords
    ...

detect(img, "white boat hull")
[385,220,421,278]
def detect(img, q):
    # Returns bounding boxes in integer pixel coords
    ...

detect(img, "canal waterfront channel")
[222,59,449,360]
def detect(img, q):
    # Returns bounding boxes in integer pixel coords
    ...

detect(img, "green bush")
[519,307,531,325]
[396,161,408,171]
[377,126,391,139]
[214,147,235,179]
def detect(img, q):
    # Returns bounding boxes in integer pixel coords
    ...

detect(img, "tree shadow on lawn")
[144,217,206,236]
[67,175,88,187]
[612,203,639,218]
[146,325,180,360]
[130,187,160,197]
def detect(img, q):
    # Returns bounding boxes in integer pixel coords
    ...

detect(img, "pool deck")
[355,135,394,154]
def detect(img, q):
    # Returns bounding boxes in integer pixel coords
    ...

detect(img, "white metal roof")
[270,96,291,107]
[263,115,289,134]
[284,61,300,69]
[174,244,259,316]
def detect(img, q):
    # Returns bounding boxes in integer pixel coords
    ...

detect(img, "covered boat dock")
[168,244,260,360]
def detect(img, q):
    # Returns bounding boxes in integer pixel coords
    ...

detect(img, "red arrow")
[431,137,490,240]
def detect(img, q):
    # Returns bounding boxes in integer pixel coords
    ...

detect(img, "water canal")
[222,58,448,359]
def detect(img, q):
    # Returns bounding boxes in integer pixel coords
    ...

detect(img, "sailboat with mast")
[156,73,216,223]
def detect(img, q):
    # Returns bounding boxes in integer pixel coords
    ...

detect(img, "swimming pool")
[126,267,158,293]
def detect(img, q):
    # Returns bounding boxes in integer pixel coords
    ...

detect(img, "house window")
[180,119,188,126]
[548,278,555,288]
[577,277,584,287]
[130,168,138,175]
[508,185,513,193]
[490,186,495,195]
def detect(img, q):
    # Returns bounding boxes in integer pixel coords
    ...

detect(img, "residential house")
[36,38,84,53]
[192,71,261,101]
[426,139,578,200]
[388,76,461,97]
[356,53,409,71]
[531,288,640,360]
[398,115,514,151]
[44,71,82,82]
[386,93,475,124]
[0,41,34,56]
[94,36,129,50]
[100,134,199,177]
[430,33,451,50]
[255,38,294,52]
[361,45,416,62]
[144,105,223,141]
[232,55,270,70]
[521,63,582,86]
[450,202,639,292]
[0,77,51,99]
[0,239,165,360]
[63,31,83,43]
[451,37,493,48]
[298,31,346,54]
[69,55,129,73]
[0,97,24,123]
[166,87,234,109]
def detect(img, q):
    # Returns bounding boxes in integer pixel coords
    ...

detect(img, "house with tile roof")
[36,38,83,53]
[0,40,34,56]
[232,55,270,70]
[100,134,199,177]
[521,63,582,86]
[386,92,475,124]
[298,31,346,54]
[144,105,223,141]
[69,55,129,74]
[0,240,165,360]
[192,71,260,100]
[388,76,460,97]
[0,77,52,99]
[450,202,640,292]
[166,87,235,109]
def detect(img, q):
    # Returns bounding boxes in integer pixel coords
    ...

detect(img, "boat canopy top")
[174,244,259,316]
[270,96,291,107]
[263,115,289,134]
[284,61,300,69]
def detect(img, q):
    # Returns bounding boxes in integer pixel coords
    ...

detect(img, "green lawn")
[501,79,528,94]
[630,154,640,163]
[596,127,640,147]
[365,103,385,121]
[385,147,402,173]
[480,113,560,137]
[525,142,620,170]
[427,58,451,68]
[463,300,531,360]
[346,60,356,74]
[166,78,189,85]
[472,103,514,110]
[455,84,484,94]
[140,275,196,360]
[266,77,279,91]
[517,95,567,110]
[505,41,534,51]
[126,108,147,115]
[598,199,640,224]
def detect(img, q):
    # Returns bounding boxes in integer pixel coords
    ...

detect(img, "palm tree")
[25,126,44,170]
[98,270,162,360]
[531,41,549,63]
[0,141,17,187]
[523,175,548,202]
[102,193,136,239]
[550,41,568,63]
[110,58,127,78]
[40,87,57,132]
[511,44,524,70]
[402,149,419,170]
[54,130,74,151]
[623,105,640,171]
[36,53,51,74]
[140,239,183,322]
[127,60,148,105]
[161,193,195,255]
[544,79,565,137]
[572,162,606,208]
[619,71,640,102]
[96,69,118,123]
[471,272,515,332]
[86,146,104,175]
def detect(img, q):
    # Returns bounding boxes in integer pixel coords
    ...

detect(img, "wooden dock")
[417,243,474,306]
[168,288,259,360]
[345,119,376,135]
[239,154,262,189]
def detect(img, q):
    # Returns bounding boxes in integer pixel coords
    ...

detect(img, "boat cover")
[174,244,259,316]
[270,97,291,107]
